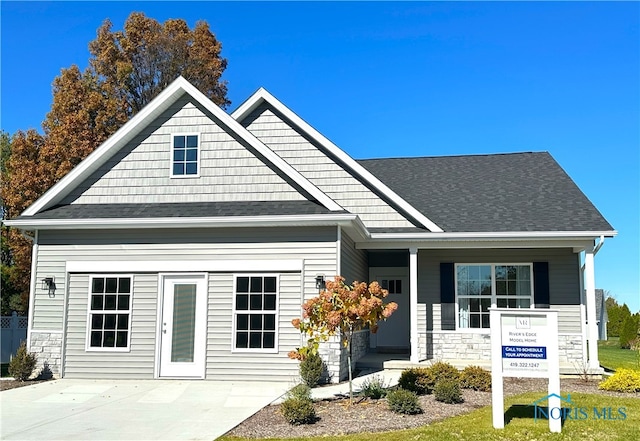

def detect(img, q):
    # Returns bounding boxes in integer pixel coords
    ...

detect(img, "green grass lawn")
[220,392,640,441]
[599,338,640,371]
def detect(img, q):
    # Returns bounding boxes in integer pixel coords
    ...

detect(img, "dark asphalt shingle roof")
[26,200,335,220]
[357,152,613,232]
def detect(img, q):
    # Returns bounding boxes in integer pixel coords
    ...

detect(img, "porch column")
[409,247,419,363]
[584,249,599,370]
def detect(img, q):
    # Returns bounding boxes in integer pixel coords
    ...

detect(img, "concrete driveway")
[1,379,290,440]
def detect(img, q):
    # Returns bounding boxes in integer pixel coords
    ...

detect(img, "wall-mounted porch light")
[315,275,326,291]
[42,277,56,297]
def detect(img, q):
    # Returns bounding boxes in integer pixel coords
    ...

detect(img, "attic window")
[171,134,199,177]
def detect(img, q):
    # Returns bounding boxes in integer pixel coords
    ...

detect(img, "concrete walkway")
[0,379,290,440]
[310,369,401,400]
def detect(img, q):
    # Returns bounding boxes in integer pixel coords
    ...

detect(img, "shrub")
[598,368,640,393]
[360,375,389,399]
[398,362,460,395]
[429,361,460,383]
[460,366,491,391]
[398,367,432,395]
[8,342,37,381]
[434,379,464,404]
[280,397,316,425]
[299,352,324,387]
[619,315,640,349]
[387,388,422,414]
[288,383,312,400]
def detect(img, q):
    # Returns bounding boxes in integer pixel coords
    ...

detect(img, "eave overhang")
[3,212,365,231]
[358,230,618,251]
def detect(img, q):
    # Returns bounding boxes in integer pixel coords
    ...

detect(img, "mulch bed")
[0,378,52,391]
[226,378,639,439]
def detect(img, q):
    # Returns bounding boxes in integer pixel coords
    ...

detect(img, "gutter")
[368,230,617,241]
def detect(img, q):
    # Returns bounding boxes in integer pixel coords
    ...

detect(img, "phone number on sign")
[509,362,540,369]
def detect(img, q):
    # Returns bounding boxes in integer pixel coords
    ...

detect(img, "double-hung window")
[87,276,132,351]
[171,134,199,177]
[456,264,532,329]
[233,275,278,352]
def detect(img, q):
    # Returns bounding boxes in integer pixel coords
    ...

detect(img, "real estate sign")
[490,308,560,432]
[500,314,550,377]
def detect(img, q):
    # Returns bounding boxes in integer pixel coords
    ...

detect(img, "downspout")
[593,235,605,256]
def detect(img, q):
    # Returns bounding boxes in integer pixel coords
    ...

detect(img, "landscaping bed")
[224,377,638,439]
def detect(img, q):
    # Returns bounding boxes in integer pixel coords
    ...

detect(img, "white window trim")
[85,274,134,352]
[170,132,201,178]
[231,274,280,354]
[454,263,534,333]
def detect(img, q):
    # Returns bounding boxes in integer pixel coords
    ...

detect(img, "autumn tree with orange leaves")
[289,276,398,402]
[1,12,229,313]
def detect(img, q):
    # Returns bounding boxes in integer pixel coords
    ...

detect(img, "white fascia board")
[3,213,362,230]
[368,230,618,240]
[23,77,341,216]
[232,88,444,232]
[358,230,617,250]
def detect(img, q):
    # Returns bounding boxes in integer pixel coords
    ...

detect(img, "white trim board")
[5,213,361,230]
[22,77,342,216]
[231,87,443,232]
[66,259,303,273]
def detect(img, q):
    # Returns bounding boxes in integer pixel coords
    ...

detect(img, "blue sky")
[1,1,638,311]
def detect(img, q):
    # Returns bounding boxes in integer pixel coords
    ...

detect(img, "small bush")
[280,397,316,425]
[598,368,640,393]
[460,366,491,391]
[429,361,460,383]
[8,342,37,382]
[398,367,432,395]
[288,383,312,400]
[399,362,460,395]
[360,375,389,399]
[434,379,464,404]
[387,388,422,414]
[299,352,324,387]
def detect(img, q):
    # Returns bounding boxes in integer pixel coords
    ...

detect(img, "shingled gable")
[231,88,444,232]
[19,76,343,218]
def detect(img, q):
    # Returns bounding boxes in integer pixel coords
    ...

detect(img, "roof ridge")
[357,151,549,162]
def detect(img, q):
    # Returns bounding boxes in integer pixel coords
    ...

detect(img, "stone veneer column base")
[28,331,63,378]
[318,330,370,383]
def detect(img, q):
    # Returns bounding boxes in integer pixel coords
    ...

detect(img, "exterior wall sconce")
[42,277,56,297]
[315,275,326,291]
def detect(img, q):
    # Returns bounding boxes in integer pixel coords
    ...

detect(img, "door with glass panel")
[159,274,207,378]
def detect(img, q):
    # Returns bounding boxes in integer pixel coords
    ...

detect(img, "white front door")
[373,273,410,350]
[159,274,207,378]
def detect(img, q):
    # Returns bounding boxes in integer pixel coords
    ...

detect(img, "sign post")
[491,308,560,432]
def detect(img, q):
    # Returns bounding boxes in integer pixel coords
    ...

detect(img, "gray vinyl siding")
[205,272,301,381]
[419,248,582,333]
[34,227,337,379]
[32,238,66,330]
[63,273,157,379]
[241,104,415,228]
[340,230,368,283]
[61,94,306,205]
